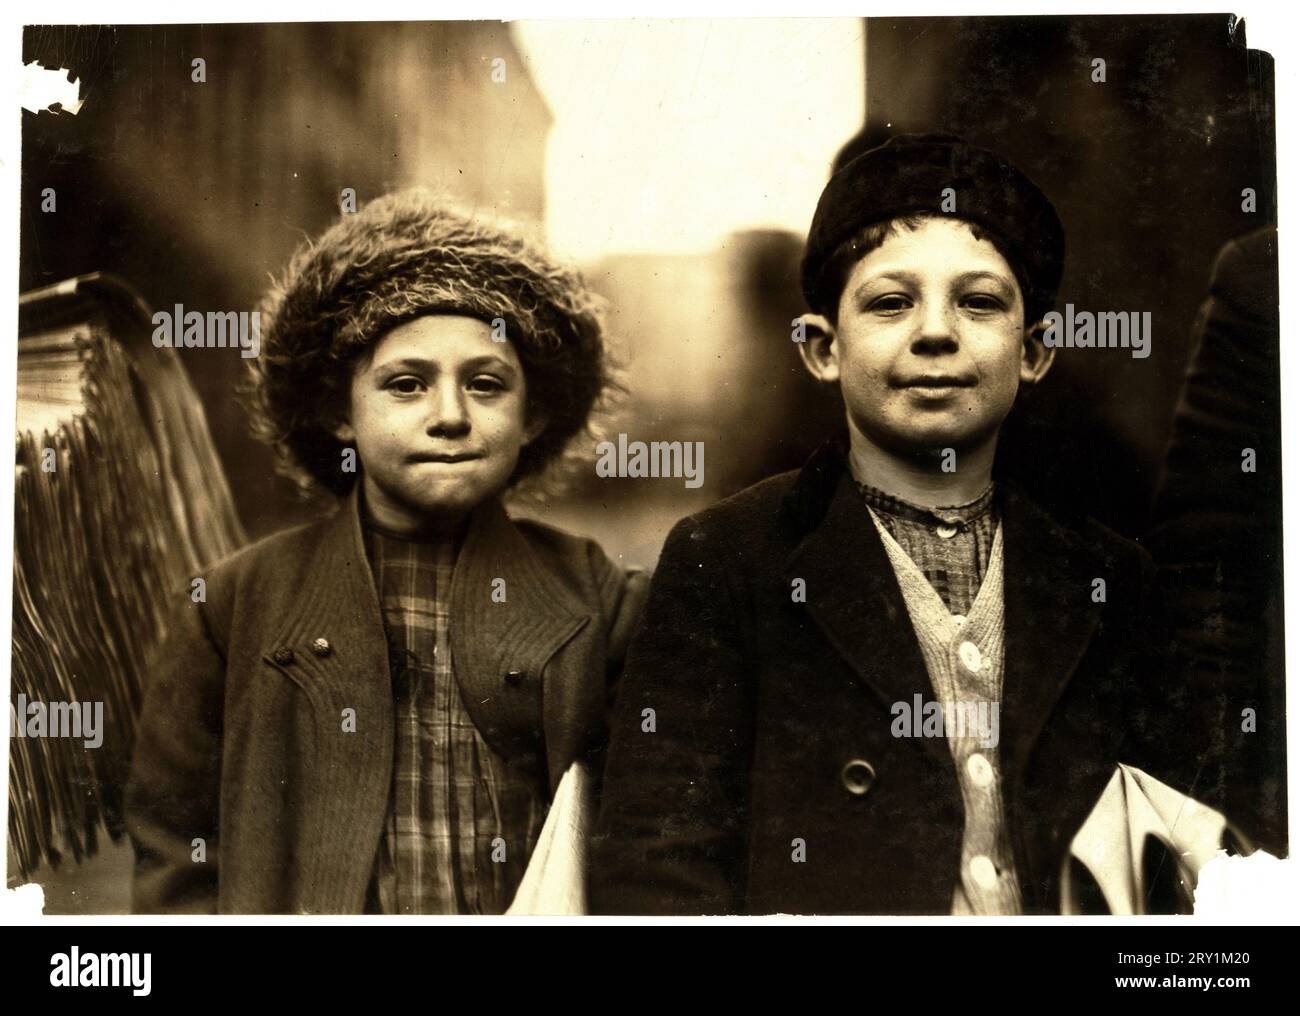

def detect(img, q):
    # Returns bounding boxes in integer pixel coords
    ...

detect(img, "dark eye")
[386,376,425,395]
[468,375,506,395]
[868,294,912,315]
[962,294,1006,313]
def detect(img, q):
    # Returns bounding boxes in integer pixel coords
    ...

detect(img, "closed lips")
[896,375,976,387]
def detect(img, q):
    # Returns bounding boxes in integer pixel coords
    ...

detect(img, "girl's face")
[335,314,542,533]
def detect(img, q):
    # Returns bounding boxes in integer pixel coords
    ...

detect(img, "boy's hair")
[800,133,1064,327]
[246,189,614,497]
[818,212,1037,326]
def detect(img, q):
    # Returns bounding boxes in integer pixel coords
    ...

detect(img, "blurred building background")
[15,15,1278,910]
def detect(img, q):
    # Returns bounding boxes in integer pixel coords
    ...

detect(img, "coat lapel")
[782,447,953,771]
[998,484,1106,778]
[259,486,394,912]
[260,485,393,715]
[449,499,593,791]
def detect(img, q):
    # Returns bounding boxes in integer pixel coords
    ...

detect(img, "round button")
[272,647,295,666]
[958,641,983,673]
[505,669,525,686]
[966,752,994,789]
[311,638,331,657]
[840,759,877,796]
[951,614,967,629]
[936,523,959,539]
[969,854,999,890]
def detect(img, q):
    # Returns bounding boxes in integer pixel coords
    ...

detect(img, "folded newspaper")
[11,275,244,880]
[1062,763,1253,915]
[507,761,592,915]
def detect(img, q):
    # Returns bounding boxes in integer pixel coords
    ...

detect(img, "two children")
[126,191,646,913]
[128,135,1199,915]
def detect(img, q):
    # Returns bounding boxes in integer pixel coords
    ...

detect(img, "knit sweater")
[868,508,1022,915]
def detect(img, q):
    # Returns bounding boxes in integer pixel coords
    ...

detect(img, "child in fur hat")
[126,190,647,914]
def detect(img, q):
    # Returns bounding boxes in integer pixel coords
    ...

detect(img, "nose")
[911,296,959,356]
[426,378,470,437]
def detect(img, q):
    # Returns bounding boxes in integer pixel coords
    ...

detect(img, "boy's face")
[801,217,1052,459]
[335,314,542,531]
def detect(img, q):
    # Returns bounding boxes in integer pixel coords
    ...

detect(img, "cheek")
[353,396,412,445]
[475,394,531,446]
[837,330,894,384]
[971,328,1026,387]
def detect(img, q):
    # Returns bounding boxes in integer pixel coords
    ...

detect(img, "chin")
[409,485,486,516]
[871,425,978,459]
[891,407,1004,448]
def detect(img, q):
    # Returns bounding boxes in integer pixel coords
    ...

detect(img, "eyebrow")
[370,355,518,375]
[852,268,1016,301]
[952,270,1015,290]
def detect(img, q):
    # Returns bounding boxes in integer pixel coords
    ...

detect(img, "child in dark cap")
[592,134,1198,915]
[126,190,647,914]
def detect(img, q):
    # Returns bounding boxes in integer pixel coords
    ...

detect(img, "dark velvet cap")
[800,132,1065,321]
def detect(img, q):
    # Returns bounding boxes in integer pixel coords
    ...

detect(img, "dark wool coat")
[126,488,647,914]
[591,439,1198,915]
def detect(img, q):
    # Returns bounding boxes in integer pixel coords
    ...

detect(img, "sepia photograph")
[5,6,1288,931]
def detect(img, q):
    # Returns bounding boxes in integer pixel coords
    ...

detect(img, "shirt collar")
[855,479,997,528]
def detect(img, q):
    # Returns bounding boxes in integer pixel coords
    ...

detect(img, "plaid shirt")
[364,522,546,915]
[855,481,998,616]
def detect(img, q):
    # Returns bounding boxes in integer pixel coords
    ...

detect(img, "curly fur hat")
[246,188,612,497]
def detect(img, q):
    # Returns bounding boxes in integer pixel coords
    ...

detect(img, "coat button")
[311,638,331,657]
[840,759,877,796]
[505,669,525,686]
[966,752,994,789]
[272,647,295,666]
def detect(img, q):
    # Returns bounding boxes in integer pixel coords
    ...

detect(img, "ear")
[332,419,356,443]
[796,313,841,384]
[1019,319,1056,385]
